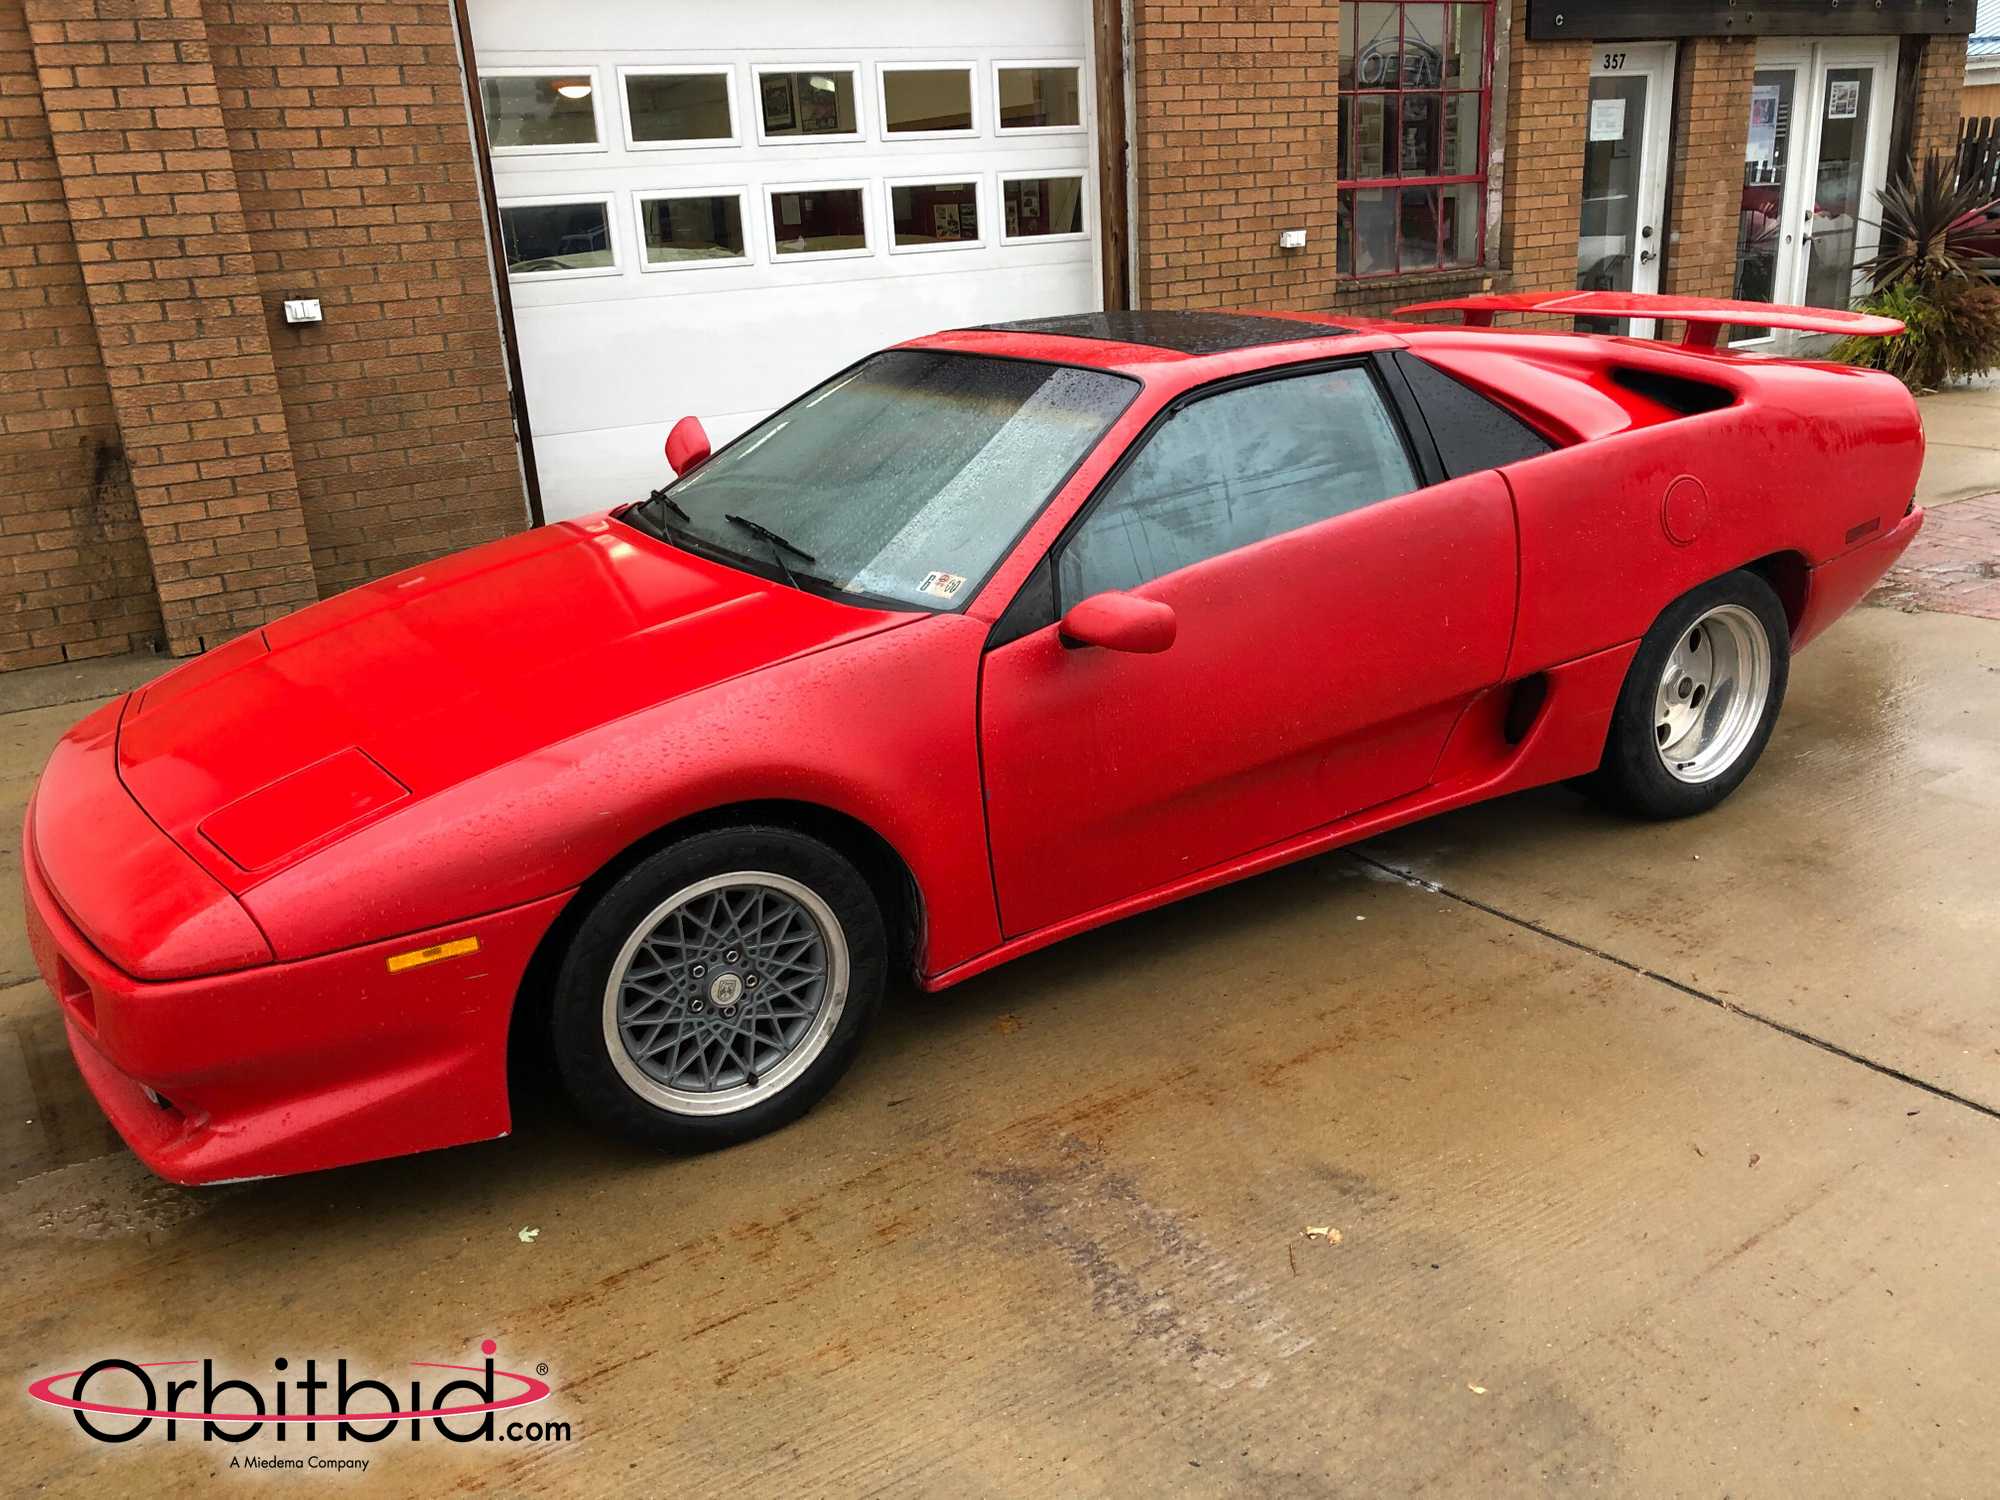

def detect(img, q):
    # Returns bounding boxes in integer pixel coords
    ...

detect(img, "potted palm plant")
[1831,151,2000,390]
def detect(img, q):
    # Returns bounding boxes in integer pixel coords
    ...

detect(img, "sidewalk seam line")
[1351,852,2000,1126]
[0,690,134,716]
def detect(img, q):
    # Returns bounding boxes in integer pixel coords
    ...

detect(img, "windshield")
[634,350,1137,609]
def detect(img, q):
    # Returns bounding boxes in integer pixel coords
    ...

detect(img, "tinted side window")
[1393,350,1553,478]
[1058,367,1418,603]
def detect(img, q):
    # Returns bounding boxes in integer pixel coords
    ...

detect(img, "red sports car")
[23,292,1923,1184]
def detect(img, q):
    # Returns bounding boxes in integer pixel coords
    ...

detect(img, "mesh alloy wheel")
[600,872,849,1117]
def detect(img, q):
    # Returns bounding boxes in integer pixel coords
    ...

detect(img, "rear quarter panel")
[1495,356,1920,674]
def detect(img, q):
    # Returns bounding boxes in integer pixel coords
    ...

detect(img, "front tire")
[1589,570,1790,820]
[551,826,886,1152]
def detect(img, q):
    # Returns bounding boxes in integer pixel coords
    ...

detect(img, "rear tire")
[551,826,886,1152]
[1588,570,1790,820]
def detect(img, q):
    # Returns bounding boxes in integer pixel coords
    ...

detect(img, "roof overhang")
[1527,0,1971,40]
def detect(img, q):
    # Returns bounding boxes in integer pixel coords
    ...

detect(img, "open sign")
[1355,39,1445,89]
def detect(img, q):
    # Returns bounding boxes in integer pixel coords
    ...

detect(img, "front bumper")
[23,799,573,1184]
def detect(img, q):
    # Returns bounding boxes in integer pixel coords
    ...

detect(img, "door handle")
[1639,248,1656,264]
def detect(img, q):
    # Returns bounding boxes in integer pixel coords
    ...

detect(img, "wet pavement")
[1912,374,2000,508]
[4,493,1999,1491]
[1875,492,2000,619]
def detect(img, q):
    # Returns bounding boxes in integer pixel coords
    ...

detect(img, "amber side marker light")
[386,936,481,974]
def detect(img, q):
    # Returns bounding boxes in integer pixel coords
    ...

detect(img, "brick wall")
[0,0,159,669]
[1912,32,1968,168]
[1129,1,1342,310]
[203,0,525,597]
[1334,267,1492,318]
[1496,0,1588,299]
[1663,37,1753,303]
[0,0,521,669]
[24,0,322,657]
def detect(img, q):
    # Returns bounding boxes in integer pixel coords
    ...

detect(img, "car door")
[977,359,1518,939]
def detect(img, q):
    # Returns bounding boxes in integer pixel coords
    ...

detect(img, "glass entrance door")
[1734,64,1799,314]
[1576,42,1674,335]
[1804,64,1877,308]
[1731,39,1895,345]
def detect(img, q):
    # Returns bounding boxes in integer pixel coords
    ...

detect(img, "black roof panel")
[971,310,1352,355]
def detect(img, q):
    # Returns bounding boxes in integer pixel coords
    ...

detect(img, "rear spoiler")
[1393,291,1905,351]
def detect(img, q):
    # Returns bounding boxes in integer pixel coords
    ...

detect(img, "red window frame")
[1337,2,1495,278]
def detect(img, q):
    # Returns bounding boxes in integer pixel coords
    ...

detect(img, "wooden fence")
[1960,117,2000,201]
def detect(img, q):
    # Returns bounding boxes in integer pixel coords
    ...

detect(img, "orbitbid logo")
[26,1340,569,1452]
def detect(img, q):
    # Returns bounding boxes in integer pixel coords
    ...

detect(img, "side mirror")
[1058,591,1177,655]
[664,415,711,477]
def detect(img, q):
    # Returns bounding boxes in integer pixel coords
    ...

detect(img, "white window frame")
[633,187,756,274]
[497,191,623,281]
[877,61,979,140]
[882,174,987,255]
[751,64,868,146]
[992,59,1088,136]
[617,64,740,151]
[765,180,875,261]
[478,66,607,157]
[997,171,1090,245]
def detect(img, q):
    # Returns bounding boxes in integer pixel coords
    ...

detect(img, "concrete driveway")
[4,431,1998,1492]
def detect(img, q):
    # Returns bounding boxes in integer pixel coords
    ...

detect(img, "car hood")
[117,515,914,890]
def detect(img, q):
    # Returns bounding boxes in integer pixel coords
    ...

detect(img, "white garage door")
[470,0,1104,520]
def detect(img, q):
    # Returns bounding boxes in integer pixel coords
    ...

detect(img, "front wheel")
[551,827,886,1152]
[1588,570,1791,820]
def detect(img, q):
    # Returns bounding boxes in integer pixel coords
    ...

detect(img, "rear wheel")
[551,827,886,1151]
[1589,570,1790,819]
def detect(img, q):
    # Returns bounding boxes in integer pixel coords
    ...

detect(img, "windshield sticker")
[918,570,968,601]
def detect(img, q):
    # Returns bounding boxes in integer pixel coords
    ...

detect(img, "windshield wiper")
[644,486,691,523]
[620,487,692,545]
[725,513,817,590]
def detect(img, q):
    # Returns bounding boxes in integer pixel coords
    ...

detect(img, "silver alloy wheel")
[1653,603,1772,784]
[601,871,848,1117]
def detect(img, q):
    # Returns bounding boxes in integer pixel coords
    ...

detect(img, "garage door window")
[480,71,602,152]
[638,192,748,269]
[770,186,869,257]
[881,66,975,135]
[622,69,735,147]
[1059,366,1419,602]
[1001,174,1086,240]
[499,198,617,277]
[756,67,863,142]
[889,181,981,251]
[996,64,1083,131]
